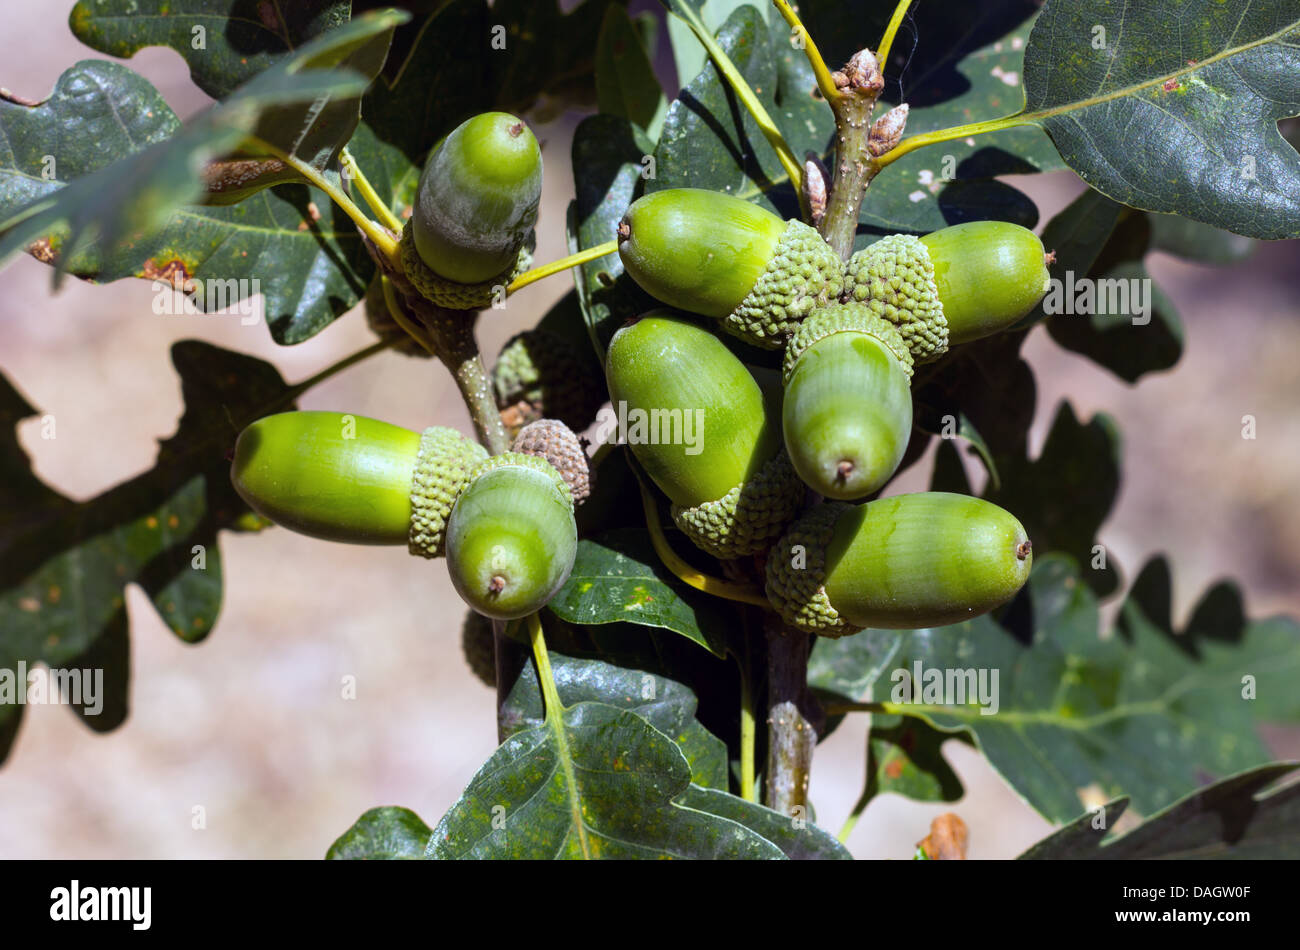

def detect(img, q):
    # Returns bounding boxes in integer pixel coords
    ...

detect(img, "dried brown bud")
[917,813,969,860]
[868,103,909,158]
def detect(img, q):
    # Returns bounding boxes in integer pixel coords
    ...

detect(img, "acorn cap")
[468,452,574,507]
[408,426,490,558]
[782,303,915,385]
[842,234,949,363]
[492,330,605,434]
[399,217,533,311]
[512,419,592,504]
[671,448,805,560]
[764,502,859,637]
[725,218,846,349]
[461,610,496,688]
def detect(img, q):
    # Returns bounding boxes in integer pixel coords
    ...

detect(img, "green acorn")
[491,330,606,435]
[230,411,485,558]
[782,304,915,500]
[842,221,1050,360]
[400,112,542,309]
[604,311,804,558]
[766,492,1032,636]
[616,188,844,349]
[445,453,578,620]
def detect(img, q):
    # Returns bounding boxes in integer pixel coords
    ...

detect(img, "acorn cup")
[781,304,915,500]
[400,111,543,309]
[616,188,844,350]
[445,453,578,620]
[604,311,804,559]
[230,411,486,558]
[843,221,1051,361]
[765,492,1033,636]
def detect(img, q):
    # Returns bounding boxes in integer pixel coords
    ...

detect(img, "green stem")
[739,630,758,803]
[636,473,771,608]
[771,0,840,104]
[341,146,404,233]
[529,612,591,856]
[527,612,564,720]
[381,277,510,455]
[876,0,918,71]
[285,339,391,399]
[671,5,805,206]
[874,113,1028,169]
[250,137,399,266]
[507,240,619,296]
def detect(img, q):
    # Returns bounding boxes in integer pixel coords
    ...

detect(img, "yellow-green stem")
[671,5,805,206]
[771,0,839,104]
[380,276,438,357]
[636,475,771,608]
[341,146,404,233]
[251,137,400,266]
[507,240,619,296]
[876,113,1027,168]
[876,0,918,72]
[527,612,565,721]
[739,640,758,802]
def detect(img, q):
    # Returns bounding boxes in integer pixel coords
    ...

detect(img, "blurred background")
[0,2,1297,860]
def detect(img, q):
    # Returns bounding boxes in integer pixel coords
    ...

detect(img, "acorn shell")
[445,455,578,621]
[782,327,913,500]
[921,221,1049,346]
[617,188,786,319]
[231,411,421,544]
[604,311,778,508]
[412,112,543,285]
[822,492,1032,629]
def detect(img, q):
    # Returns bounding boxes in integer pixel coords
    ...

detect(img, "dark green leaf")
[326,806,434,859]
[596,4,668,139]
[914,411,1000,491]
[430,702,785,858]
[809,554,1300,824]
[1023,0,1300,239]
[69,0,353,98]
[652,5,797,214]
[985,401,1121,595]
[1044,212,1183,383]
[677,785,852,859]
[547,529,731,657]
[569,115,658,354]
[0,343,302,761]
[862,714,965,805]
[500,650,728,789]
[0,61,368,281]
[1147,213,1258,265]
[1,13,398,342]
[1020,762,1300,859]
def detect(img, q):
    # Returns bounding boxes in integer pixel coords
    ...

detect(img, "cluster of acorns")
[230,109,1045,636]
